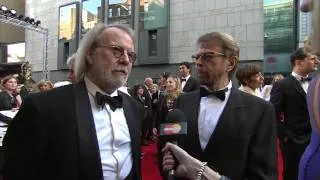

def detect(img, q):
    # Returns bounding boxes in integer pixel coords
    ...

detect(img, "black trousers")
[281,138,309,180]
[141,108,153,140]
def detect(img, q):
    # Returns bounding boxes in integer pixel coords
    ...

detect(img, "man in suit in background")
[2,24,144,180]
[140,77,154,145]
[270,47,320,180]
[172,32,277,179]
[179,61,199,92]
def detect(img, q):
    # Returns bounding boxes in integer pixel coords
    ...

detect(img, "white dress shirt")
[198,81,232,150]
[181,75,190,91]
[85,77,132,180]
[291,71,310,93]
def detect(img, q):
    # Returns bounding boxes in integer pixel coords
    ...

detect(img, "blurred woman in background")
[0,76,22,111]
[158,72,171,92]
[261,74,284,101]
[236,64,264,98]
[298,0,320,179]
[37,80,53,92]
[158,76,182,130]
[132,84,148,107]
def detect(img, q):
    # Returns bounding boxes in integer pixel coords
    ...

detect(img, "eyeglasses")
[191,51,226,61]
[96,44,137,64]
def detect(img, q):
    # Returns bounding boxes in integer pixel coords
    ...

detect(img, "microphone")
[159,109,187,180]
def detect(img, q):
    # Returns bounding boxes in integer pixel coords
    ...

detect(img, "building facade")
[20,0,265,85]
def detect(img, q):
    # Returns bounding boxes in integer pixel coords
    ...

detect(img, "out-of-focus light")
[10,9,16,15]
[0,6,8,12]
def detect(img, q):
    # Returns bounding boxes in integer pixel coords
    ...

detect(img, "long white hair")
[74,23,135,81]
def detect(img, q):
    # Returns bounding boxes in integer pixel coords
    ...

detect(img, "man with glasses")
[2,24,145,180]
[168,32,277,179]
[270,47,320,180]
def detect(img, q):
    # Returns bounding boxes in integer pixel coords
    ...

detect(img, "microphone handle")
[168,169,175,180]
[167,140,178,180]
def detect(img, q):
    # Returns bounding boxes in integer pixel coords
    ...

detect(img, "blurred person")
[261,74,284,101]
[0,76,22,111]
[150,83,161,136]
[158,72,171,92]
[270,48,320,180]
[301,0,320,53]
[141,77,153,144]
[162,142,230,180]
[158,76,182,129]
[2,23,144,180]
[67,54,76,82]
[118,81,131,96]
[236,64,264,98]
[37,80,53,92]
[179,61,199,92]
[298,1,320,179]
[131,84,147,106]
[52,54,76,88]
[298,75,320,180]
[143,77,153,100]
[170,32,277,179]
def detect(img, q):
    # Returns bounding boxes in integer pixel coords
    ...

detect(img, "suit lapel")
[74,81,103,180]
[202,88,244,154]
[182,91,203,159]
[288,75,306,98]
[183,77,194,91]
[121,92,141,178]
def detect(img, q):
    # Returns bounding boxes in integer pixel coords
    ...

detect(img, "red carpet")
[141,142,162,180]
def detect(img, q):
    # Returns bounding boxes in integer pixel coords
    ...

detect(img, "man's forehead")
[196,44,223,53]
[100,28,132,42]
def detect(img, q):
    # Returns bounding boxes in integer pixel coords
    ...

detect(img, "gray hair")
[197,32,240,77]
[66,53,76,70]
[197,32,240,57]
[74,23,135,81]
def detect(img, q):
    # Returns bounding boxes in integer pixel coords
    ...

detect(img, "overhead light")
[10,9,16,15]
[0,6,8,12]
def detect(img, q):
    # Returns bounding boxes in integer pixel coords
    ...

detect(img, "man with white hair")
[3,24,144,180]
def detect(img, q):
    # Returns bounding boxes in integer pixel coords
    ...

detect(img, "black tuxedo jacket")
[270,75,311,144]
[182,76,199,92]
[142,85,152,107]
[2,81,144,180]
[175,88,277,180]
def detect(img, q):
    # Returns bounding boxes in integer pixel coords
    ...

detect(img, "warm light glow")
[7,43,25,63]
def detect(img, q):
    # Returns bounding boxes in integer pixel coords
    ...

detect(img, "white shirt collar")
[291,71,309,81]
[181,74,191,81]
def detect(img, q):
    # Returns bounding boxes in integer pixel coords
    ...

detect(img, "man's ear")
[86,49,94,65]
[226,56,238,72]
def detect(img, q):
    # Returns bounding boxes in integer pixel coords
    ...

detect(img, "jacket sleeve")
[2,96,46,180]
[247,103,278,180]
[270,81,284,123]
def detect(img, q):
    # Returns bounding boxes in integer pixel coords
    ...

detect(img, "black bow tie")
[199,87,227,101]
[181,78,186,82]
[96,92,123,111]
[300,77,312,83]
